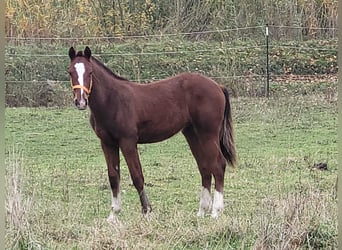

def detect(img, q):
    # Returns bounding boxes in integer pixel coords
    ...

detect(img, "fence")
[5,25,338,107]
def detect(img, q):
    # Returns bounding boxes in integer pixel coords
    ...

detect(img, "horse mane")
[74,51,128,81]
[90,56,128,81]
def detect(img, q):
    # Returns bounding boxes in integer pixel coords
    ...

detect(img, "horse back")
[133,73,225,142]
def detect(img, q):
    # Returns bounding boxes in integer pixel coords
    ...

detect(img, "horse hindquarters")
[182,84,227,217]
[182,83,236,218]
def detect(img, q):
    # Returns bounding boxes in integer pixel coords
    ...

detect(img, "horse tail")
[220,86,237,167]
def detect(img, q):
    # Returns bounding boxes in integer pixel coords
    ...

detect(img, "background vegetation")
[4,37,338,107]
[5,0,338,107]
[5,0,338,39]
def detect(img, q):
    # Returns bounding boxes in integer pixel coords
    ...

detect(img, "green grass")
[5,84,337,249]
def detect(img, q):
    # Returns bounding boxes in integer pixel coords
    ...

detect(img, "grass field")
[5,82,337,249]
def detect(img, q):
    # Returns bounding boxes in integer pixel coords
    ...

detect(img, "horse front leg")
[101,141,121,222]
[119,138,152,214]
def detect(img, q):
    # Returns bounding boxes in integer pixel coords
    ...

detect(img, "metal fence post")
[265,24,270,97]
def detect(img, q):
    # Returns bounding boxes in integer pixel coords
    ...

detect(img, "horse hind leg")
[202,152,226,218]
[211,148,226,218]
[185,128,227,218]
[183,127,213,217]
[198,185,212,217]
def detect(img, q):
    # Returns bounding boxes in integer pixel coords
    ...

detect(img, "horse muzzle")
[75,98,88,110]
[71,81,92,110]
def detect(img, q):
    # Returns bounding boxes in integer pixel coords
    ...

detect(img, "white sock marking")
[197,187,212,217]
[212,190,224,218]
[107,190,121,223]
[111,191,121,213]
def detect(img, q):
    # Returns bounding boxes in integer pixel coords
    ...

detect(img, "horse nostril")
[78,99,87,110]
[80,99,86,106]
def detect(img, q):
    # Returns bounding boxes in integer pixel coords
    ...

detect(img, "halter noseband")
[70,75,93,96]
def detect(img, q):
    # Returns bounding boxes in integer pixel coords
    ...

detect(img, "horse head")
[68,46,93,110]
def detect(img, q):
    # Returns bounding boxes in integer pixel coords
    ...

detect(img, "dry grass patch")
[253,186,337,249]
[5,147,34,249]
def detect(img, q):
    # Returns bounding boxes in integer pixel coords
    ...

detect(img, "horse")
[68,46,236,220]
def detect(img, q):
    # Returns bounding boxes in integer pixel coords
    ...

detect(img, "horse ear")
[84,46,91,60]
[69,47,76,60]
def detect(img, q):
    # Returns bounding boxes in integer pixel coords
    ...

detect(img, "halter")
[70,75,93,96]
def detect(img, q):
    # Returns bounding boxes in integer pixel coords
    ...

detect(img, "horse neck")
[89,60,126,110]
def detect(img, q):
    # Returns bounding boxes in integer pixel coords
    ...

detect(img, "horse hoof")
[211,207,223,219]
[142,205,152,214]
[107,211,121,225]
[197,209,206,217]
[211,212,220,219]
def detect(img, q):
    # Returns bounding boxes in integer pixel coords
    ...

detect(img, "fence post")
[265,24,270,97]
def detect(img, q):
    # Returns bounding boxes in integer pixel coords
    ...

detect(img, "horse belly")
[137,117,187,143]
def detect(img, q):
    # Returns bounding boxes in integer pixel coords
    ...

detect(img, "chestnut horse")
[68,46,236,220]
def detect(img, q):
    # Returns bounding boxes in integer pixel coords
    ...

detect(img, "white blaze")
[74,63,85,96]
